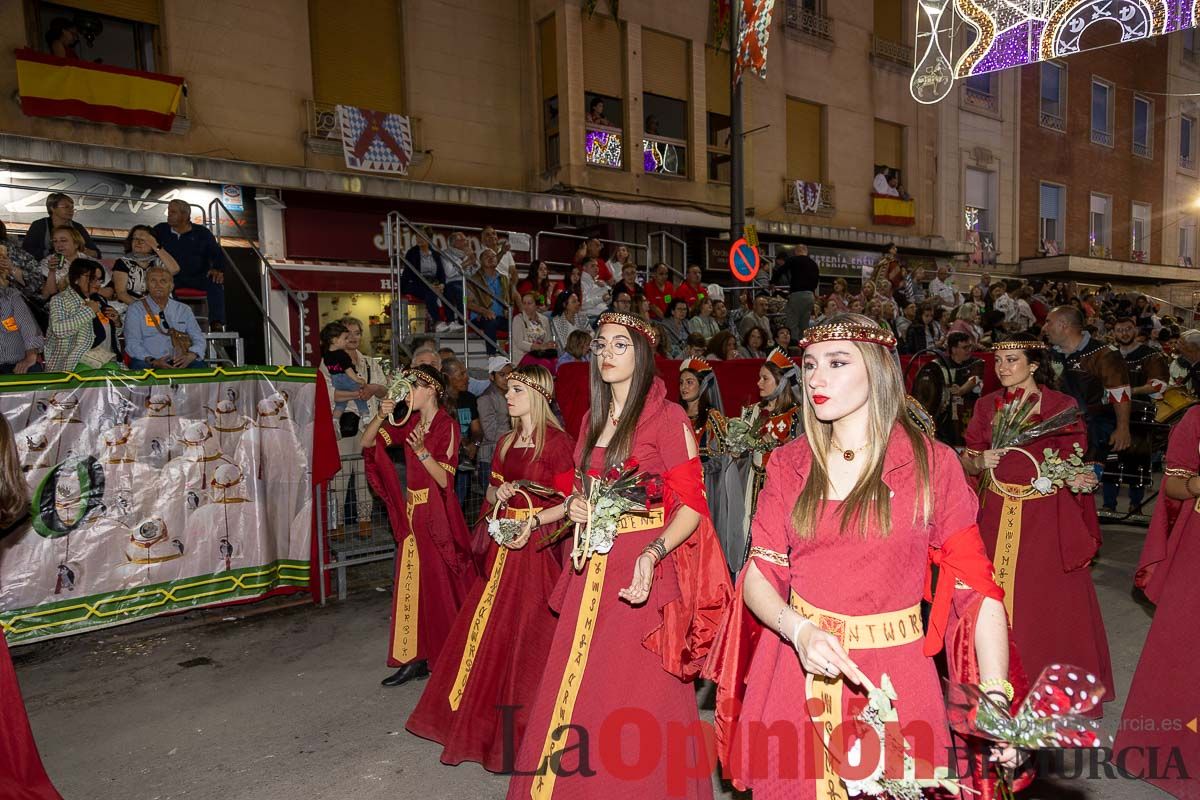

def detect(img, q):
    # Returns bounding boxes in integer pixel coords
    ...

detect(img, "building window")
[873,118,904,190]
[1040,62,1066,131]
[1091,79,1114,147]
[1131,202,1152,261]
[642,94,688,177]
[1179,216,1196,267]
[583,14,623,169]
[1181,114,1196,170]
[787,98,824,183]
[1089,193,1112,256]
[1133,96,1153,158]
[1185,28,1198,61]
[962,73,998,114]
[1039,182,1065,254]
[539,16,559,171]
[705,46,731,182]
[34,1,159,71]
[964,167,994,238]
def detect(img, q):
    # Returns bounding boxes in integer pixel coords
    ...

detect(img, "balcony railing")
[585,124,624,169]
[1091,128,1114,147]
[962,84,998,114]
[305,100,342,154]
[784,1,834,41]
[643,135,687,177]
[871,35,914,68]
[1039,111,1066,132]
[1181,154,1196,170]
[784,179,835,216]
[1133,140,1152,159]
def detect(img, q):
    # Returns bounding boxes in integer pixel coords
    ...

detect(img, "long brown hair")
[499,365,564,462]
[792,313,933,538]
[0,416,27,529]
[581,325,656,471]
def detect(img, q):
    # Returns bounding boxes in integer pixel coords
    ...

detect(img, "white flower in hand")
[1032,476,1054,495]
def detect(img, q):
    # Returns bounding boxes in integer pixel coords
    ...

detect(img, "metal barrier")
[314,453,396,604]
[647,230,688,283]
[534,230,650,276]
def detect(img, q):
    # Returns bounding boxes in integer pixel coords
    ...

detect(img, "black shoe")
[381,661,429,687]
[1100,505,1117,514]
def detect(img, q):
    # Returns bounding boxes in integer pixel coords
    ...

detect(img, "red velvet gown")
[964,388,1114,709]
[1,633,61,799]
[506,379,732,799]
[705,428,1004,798]
[407,426,575,772]
[362,409,475,668]
[1116,406,1200,798]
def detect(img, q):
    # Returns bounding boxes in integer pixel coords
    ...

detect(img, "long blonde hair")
[499,365,564,462]
[792,313,933,538]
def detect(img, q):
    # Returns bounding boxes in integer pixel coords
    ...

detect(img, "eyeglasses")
[589,338,631,356]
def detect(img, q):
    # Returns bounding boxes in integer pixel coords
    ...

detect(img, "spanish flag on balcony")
[15,49,184,132]
[871,193,917,226]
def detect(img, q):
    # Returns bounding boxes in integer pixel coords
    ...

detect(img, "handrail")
[206,198,303,365]
[647,230,688,284]
[534,231,650,283]
[385,211,507,371]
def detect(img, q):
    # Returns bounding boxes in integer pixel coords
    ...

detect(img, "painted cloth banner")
[0,366,324,645]
[337,104,414,174]
[734,0,776,81]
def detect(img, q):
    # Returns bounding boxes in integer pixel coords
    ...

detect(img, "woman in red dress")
[0,417,62,800]
[1115,405,1200,797]
[361,365,476,687]
[962,339,1114,711]
[706,314,1017,797]
[505,312,732,799]
[407,365,574,772]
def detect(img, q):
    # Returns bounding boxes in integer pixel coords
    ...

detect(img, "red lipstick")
[811,394,829,404]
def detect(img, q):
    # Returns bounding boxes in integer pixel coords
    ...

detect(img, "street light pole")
[730,8,744,242]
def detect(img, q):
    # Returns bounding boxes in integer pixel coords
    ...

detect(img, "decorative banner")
[336,104,414,174]
[0,367,330,645]
[735,0,777,82]
[913,1,1199,104]
[14,49,184,131]
[790,180,825,215]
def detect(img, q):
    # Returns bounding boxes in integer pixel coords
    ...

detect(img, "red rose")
[604,466,621,482]
[1028,393,1040,404]
[644,476,664,502]
[625,457,640,472]
[1014,387,1026,400]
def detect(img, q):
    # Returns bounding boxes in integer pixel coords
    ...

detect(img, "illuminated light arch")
[953,0,997,78]
[1040,0,1169,61]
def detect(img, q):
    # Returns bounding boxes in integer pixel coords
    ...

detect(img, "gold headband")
[596,312,658,347]
[406,368,445,398]
[797,322,897,350]
[509,371,553,404]
[991,340,1047,352]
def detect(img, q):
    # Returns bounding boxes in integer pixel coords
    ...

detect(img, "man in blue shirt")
[123,265,207,369]
[152,199,226,328]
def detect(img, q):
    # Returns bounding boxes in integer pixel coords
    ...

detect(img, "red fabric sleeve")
[1136,406,1200,601]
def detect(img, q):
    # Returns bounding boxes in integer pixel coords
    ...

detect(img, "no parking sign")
[728,238,760,283]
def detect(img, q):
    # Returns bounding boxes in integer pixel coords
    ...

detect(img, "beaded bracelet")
[979,677,1015,703]
[642,537,667,564]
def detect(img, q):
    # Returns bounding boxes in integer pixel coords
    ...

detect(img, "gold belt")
[614,506,665,535]
[791,591,923,800]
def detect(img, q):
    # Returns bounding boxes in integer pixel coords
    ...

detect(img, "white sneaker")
[435,322,451,332]
[443,321,464,331]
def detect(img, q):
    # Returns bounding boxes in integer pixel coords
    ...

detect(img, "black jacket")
[21,218,99,261]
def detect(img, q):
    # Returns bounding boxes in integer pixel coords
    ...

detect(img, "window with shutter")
[540,15,560,170]
[874,119,904,176]
[49,0,159,24]
[310,0,404,113]
[786,98,823,182]
[583,15,622,99]
[1039,183,1064,249]
[705,47,731,182]
[642,29,688,101]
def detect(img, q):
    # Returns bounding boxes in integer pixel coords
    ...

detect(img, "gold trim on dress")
[1164,467,1196,479]
[749,545,789,567]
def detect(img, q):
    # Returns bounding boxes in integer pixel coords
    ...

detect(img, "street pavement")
[12,519,1174,799]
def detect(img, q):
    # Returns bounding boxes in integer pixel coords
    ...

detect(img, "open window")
[32,1,160,71]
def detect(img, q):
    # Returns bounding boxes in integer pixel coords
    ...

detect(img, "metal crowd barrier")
[314,453,396,604]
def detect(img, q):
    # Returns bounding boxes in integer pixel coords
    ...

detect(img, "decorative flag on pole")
[336,105,413,174]
[734,0,776,82]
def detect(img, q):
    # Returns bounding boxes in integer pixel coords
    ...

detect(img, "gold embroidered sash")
[987,481,1057,621]
[391,488,430,664]
[790,591,924,800]
[448,505,543,711]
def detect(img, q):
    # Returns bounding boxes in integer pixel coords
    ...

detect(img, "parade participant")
[1117,405,1200,797]
[1109,317,1170,514]
[505,312,731,799]
[962,338,1113,713]
[361,365,475,687]
[678,357,725,453]
[914,331,983,448]
[0,416,63,800]
[706,313,1017,796]
[756,347,804,449]
[407,366,574,773]
[1043,306,1132,464]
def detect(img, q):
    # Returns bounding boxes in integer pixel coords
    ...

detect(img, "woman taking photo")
[550,290,591,350]
[112,225,181,310]
[505,312,731,798]
[510,292,558,372]
[44,259,119,372]
[962,338,1113,712]
[407,366,574,773]
[707,314,1016,796]
[361,365,476,688]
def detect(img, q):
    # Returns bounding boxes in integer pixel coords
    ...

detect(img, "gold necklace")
[609,398,622,427]
[831,439,869,462]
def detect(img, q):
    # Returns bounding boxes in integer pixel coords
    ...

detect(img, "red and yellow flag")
[14,49,183,132]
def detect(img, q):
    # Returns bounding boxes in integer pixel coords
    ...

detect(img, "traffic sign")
[728,237,760,283]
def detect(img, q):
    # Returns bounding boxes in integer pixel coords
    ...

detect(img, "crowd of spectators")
[0,193,222,374]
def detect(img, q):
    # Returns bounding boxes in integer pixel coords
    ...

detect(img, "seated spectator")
[123,265,207,370]
[903,303,943,354]
[45,259,119,372]
[511,292,558,371]
[644,262,674,320]
[739,326,769,360]
[551,290,592,349]
[36,225,90,300]
[688,297,720,340]
[712,299,733,333]
[660,299,691,358]
[0,220,43,312]
[611,262,643,305]
[153,199,226,330]
[45,17,82,59]
[685,332,708,359]
[402,228,447,330]
[466,249,509,355]
[738,293,773,339]
[707,330,739,361]
[516,259,559,313]
[674,264,708,311]
[586,97,613,127]
[813,296,843,327]
[611,292,633,314]
[557,329,591,370]
[112,225,181,310]
[21,192,99,262]
[631,294,652,321]
[481,225,522,303]
[440,231,475,330]
[0,264,43,374]
[607,245,636,285]
[579,257,610,322]
[947,302,982,342]
[774,325,795,355]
